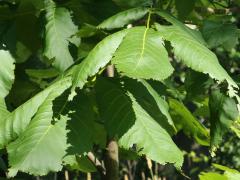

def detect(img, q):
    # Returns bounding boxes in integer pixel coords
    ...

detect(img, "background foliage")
[0,0,240,179]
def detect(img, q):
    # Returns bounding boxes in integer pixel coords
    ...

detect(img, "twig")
[87,152,106,178]
[64,170,69,180]
[87,173,91,180]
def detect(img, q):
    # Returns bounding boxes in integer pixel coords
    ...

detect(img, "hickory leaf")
[155,23,238,92]
[0,50,15,99]
[119,93,183,169]
[98,7,149,30]
[96,78,135,138]
[44,0,79,71]
[71,29,128,95]
[169,99,210,146]
[123,79,176,133]
[112,26,174,81]
[53,91,95,155]
[155,11,240,106]
[0,77,71,148]
[209,90,239,148]
[202,21,239,50]
[7,96,68,177]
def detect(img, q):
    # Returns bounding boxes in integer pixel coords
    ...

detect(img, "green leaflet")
[199,164,240,180]
[199,172,227,180]
[70,29,128,95]
[0,77,71,149]
[231,118,240,138]
[155,11,240,107]
[119,93,183,169]
[113,0,152,8]
[112,26,174,81]
[139,80,176,129]
[44,0,79,71]
[96,78,136,138]
[96,78,182,168]
[0,99,10,120]
[0,50,15,99]
[155,11,206,44]
[15,0,41,52]
[63,155,97,173]
[123,79,176,134]
[53,91,95,155]
[25,68,59,79]
[97,7,149,30]
[213,164,240,180]
[209,90,239,148]
[185,70,213,100]
[0,50,15,120]
[201,20,239,50]
[7,102,68,177]
[66,94,95,155]
[169,99,210,146]
[175,0,195,20]
[155,23,238,90]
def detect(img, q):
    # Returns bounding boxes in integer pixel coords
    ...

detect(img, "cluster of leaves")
[0,0,240,179]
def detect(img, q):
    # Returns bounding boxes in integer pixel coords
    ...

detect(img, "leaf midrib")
[17,124,53,169]
[130,28,149,74]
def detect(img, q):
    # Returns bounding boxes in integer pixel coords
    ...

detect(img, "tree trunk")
[104,65,119,180]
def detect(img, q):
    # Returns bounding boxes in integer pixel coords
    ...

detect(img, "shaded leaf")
[63,155,97,173]
[98,7,149,30]
[53,90,96,155]
[123,78,176,134]
[202,21,239,50]
[93,122,107,148]
[67,93,95,155]
[185,70,213,99]
[209,90,239,147]
[16,0,41,52]
[15,42,31,63]
[119,93,183,169]
[113,0,152,8]
[169,99,210,146]
[175,0,195,20]
[25,68,59,79]
[96,78,135,138]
